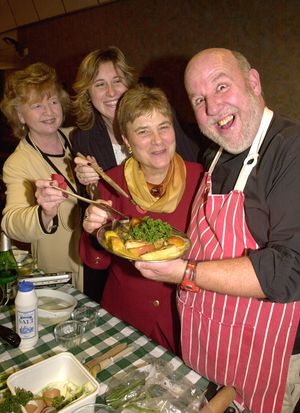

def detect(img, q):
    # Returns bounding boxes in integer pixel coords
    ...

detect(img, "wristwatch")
[180,260,200,292]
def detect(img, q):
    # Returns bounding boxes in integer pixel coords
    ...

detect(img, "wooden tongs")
[50,184,129,220]
[77,152,131,201]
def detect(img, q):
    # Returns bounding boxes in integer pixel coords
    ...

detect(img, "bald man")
[136,48,300,413]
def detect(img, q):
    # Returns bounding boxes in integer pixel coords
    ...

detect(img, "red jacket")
[80,160,203,354]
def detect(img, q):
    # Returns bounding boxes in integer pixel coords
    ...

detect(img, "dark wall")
[11,0,300,125]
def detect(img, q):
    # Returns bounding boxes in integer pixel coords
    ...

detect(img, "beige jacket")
[1,132,83,291]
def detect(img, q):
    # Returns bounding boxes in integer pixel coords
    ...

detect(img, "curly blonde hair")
[0,62,70,139]
[72,46,137,130]
[117,85,173,136]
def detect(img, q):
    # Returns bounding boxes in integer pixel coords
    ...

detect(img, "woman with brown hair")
[1,62,83,289]
[79,85,203,354]
[72,46,201,299]
[71,46,200,172]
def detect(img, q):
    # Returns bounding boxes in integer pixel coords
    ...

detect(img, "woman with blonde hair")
[1,62,83,290]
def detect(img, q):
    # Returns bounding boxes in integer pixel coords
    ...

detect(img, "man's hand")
[135,259,186,284]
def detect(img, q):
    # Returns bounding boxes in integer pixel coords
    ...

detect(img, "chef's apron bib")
[178,109,300,413]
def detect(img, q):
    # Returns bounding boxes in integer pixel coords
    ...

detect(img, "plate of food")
[96,216,191,261]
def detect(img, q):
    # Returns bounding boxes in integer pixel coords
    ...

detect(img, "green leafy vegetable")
[0,388,33,413]
[0,372,9,392]
[129,217,172,243]
[51,388,84,410]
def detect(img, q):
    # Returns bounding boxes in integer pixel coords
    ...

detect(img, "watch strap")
[180,260,200,292]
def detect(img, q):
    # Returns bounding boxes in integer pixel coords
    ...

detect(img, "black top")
[204,113,300,353]
[71,110,202,170]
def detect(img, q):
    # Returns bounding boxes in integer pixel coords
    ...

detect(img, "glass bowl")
[71,306,97,332]
[54,320,84,349]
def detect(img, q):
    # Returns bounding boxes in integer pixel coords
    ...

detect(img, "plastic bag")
[104,358,207,412]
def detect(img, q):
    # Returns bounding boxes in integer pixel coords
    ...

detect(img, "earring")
[127,145,133,155]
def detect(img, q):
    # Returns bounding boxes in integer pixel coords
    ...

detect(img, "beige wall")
[16,0,300,124]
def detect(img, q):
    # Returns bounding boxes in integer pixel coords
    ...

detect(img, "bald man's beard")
[198,91,262,155]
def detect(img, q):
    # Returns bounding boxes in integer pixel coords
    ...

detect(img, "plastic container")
[15,280,38,350]
[7,352,100,413]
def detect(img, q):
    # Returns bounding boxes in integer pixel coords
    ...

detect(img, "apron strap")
[208,146,223,174]
[234,107,273,191]
[208,107,273,191]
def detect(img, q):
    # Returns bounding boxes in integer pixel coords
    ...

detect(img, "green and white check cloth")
[0,284,209,401]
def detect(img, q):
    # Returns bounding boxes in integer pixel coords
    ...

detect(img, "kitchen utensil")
[84,342,128,377]
[77,152,131,201]
[51,185,129,220]
[200,386,237,413]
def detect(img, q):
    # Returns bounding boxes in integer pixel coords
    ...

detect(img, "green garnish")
[51,388,84,410]
[129,217,172,243]
[0,388,33,413]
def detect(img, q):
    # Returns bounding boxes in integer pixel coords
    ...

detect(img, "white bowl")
[36,289,77,326]
[7,352,100,413]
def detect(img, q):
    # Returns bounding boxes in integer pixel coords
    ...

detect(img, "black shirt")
[204,113,300,353]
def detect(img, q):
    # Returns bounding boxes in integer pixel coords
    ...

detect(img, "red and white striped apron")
[178,109,300,412]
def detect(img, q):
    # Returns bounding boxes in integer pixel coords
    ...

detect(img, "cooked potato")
[140,244,181,260]
[104,230,119,243]
[110,237,126,252]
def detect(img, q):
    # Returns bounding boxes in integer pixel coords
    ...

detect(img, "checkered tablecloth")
[0,284,209,403]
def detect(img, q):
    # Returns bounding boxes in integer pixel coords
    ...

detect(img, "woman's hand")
[35,179,66,227]
[135,259,186,285]
[74,155,99,186]
[83,201,111,234]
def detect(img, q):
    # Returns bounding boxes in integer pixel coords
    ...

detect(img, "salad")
[0,381,94,413]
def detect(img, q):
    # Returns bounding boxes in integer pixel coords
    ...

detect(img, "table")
[0,284,210,403]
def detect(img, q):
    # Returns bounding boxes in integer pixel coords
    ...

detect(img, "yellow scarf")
[124,153,186,213]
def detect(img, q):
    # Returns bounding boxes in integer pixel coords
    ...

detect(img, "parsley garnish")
[129,217,172,243]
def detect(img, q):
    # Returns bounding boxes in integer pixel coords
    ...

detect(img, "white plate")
[36,289,77,326]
